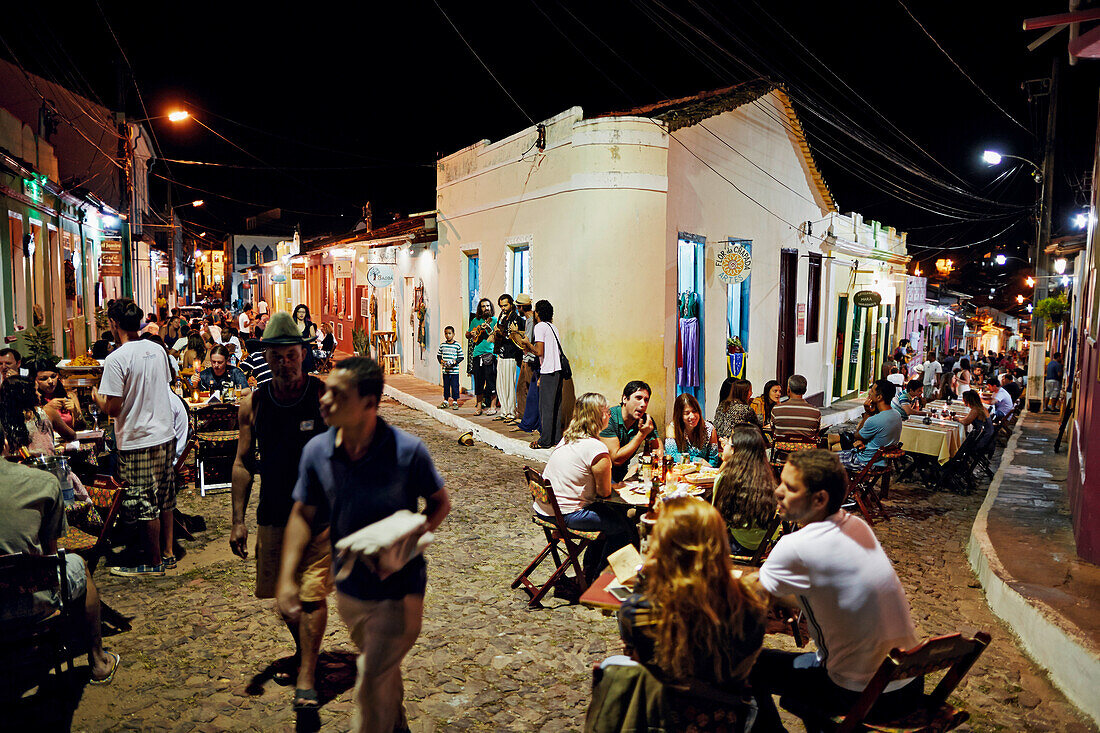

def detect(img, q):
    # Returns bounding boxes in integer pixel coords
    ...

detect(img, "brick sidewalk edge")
[383,383,551,465]
[967,413,1100,727]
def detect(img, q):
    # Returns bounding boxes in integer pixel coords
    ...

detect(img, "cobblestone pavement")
[21,399,1095,731]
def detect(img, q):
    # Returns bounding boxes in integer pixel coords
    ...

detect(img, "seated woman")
[316,322,337,358]
[713,378,759,439]
[954,389,993,438]
[539,392,635,582]
[750,379,783,428]
[180,332,207,373]
[1,376,90,501]
[33,360,81,441]
[663,393,721,467]
[711,425,779,555]
[617,496,767,693]
[191,345,249,395]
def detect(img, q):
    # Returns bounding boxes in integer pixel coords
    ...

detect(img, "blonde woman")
[617,496,767,691]
[539,392,635,582]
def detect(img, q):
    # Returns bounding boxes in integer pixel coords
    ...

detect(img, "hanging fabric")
[677,316,699,388]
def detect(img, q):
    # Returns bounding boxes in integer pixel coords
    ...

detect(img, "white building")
[432,81,912,422]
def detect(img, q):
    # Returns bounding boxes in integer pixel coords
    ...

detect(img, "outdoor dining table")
[900,419,965,466]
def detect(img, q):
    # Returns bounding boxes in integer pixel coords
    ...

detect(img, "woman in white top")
[539,392,635,582]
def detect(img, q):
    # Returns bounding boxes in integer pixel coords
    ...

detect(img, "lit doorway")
[676,234,705,405]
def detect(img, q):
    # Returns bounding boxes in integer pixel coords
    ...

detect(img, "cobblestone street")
[24,399,1095,732]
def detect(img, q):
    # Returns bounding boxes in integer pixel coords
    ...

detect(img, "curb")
[384,384,551,465]
[966,414,1100,727]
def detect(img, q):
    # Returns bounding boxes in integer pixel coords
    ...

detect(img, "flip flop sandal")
[475,407,483,416]
[89,651,121,685]
[273,656,299,686]
[293,688,320,711]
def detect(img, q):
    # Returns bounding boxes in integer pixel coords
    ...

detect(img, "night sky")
[3,1,1098,308]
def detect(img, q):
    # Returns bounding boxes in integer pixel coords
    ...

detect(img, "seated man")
[986,377,1014,419]
[832,380,902,472]
[1000,373,1023,403]
[891,379,924,420]
[770,374,821,440]
[0,423,119,684]
[748,450,921,730]
[599,380,661,484]
[192,345,249,394]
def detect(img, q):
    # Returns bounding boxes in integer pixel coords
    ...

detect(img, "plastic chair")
[511,466,602,608]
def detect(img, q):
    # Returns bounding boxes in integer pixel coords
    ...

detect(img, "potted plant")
[352,326,369,356]
[1034,294,1069,327]
[726,336,743,355]
[24,324,59,366]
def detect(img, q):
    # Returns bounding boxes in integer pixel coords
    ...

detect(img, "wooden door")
[776,249,798,388]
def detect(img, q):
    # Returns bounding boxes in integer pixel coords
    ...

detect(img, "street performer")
[230,312,330,712]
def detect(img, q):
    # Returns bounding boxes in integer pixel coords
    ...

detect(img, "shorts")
[255,524,334,602]
[118,441,176,522]
[0,553,87,625]
[838,448,866,473]
[1045,379,1061,400]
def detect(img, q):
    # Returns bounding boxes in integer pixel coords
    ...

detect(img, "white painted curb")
[967,417,1100,727]
[384,384,551,465]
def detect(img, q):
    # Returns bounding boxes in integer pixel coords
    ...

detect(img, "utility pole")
[115,60,134,299]
[1028,56,1060,411]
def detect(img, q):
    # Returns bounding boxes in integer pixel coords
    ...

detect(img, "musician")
[465,299,497,416]
[491,294,525,423]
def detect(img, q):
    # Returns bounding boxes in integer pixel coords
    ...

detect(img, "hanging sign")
[366,264,395,288]
[157,265,169,285]
[99,239,122,277]
[715,242,752,284]
[797,304,806,336]
[292,263,306,280]
[334,260,353,278]
[728,351,746,379]
[853,290,882,308]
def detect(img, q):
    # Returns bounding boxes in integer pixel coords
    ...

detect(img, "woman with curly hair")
[617,496,767,691]
[33,360,81,440]
[663,392,721,466]
[711,424,778,554]
[713,378,759,439]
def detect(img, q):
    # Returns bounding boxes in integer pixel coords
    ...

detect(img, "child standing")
[437,326,464,409]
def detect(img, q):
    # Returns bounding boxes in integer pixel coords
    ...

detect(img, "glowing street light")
[1026,303,1033,313]
[1026,276,1035,287]
[1016,294,1025,304]
[982,150,1003,165]
[167,110,190,122]
[1053,257,1067,275]
[981,149,1042,182]
[1073,213,1090,229]
[994,254,1007,265]
[1061,275,1071,287]
[191,199,204,207]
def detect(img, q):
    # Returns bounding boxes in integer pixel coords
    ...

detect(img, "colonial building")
[434,80,910,421]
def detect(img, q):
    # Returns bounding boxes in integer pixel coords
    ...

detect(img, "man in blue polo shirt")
[278,357,451,731]
[838,379,902,472]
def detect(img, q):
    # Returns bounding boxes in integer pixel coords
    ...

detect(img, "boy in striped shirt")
[437,326,464,409]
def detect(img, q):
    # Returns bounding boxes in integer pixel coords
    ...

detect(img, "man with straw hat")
[231,312,331,711]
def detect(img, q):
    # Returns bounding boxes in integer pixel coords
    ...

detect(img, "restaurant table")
[900,420,964,466]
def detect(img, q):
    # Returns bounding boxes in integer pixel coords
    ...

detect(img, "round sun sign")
[716,243,752,284]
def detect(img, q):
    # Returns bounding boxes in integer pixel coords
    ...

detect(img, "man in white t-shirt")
[922,352,942,400]
[238,304,253,335]
[748,449,921,729]
[527,299,564,449]
[93,299,177,578]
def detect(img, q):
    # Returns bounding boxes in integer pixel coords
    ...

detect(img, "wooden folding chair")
[0,551,76,687]
[784,629,992,732]
[843,444,903,525]
[729,513,784,568]
[511,466,602,608]
[769,435,820,472]
[56,475,127,575]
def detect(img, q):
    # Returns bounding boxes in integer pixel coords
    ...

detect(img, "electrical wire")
[895,0,1032,136]
[149,171,347,218]
[433,0,535,125]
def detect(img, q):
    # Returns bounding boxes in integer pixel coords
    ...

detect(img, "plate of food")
[684,466,720,485]
[57,356,102,370]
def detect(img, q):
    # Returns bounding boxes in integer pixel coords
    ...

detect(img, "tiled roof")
[304,212,437,252]
[596,79,837,212]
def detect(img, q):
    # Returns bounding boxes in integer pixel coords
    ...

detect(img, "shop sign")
[715,242,752,284]
[366,264,395,288]
[292,263,306,280]
[100,239,122,277]
[157,265,169,285]
[797,304,806,336]
[334,259,353,278]
[853,290,881,308]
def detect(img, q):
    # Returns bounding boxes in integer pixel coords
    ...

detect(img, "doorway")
[676,234,705,405]
[776,249,798,388]
[48,226,64,355]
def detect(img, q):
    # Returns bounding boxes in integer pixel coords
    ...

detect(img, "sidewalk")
[384,373,551,464]
[968,411,1100,726]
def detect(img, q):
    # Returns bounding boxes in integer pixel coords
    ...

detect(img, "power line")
[895,0,1032,136]
[433,0,535,125]
[149,171,347,219]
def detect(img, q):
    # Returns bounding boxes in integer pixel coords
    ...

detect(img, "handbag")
[550,325,572,380]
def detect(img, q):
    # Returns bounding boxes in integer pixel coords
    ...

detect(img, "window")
[510,245,530,296]
[236,245,248,265]
[466,253,479,316]
[807,253,822,343]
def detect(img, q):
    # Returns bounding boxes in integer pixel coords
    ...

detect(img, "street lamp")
[982,150,1042,182]
[1073,212,1089,229]
[167,110,190,122]
[994,254,1007,265]
[1053,257,1068,275]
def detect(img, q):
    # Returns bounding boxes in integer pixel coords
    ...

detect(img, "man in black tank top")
[231,313,329,711]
